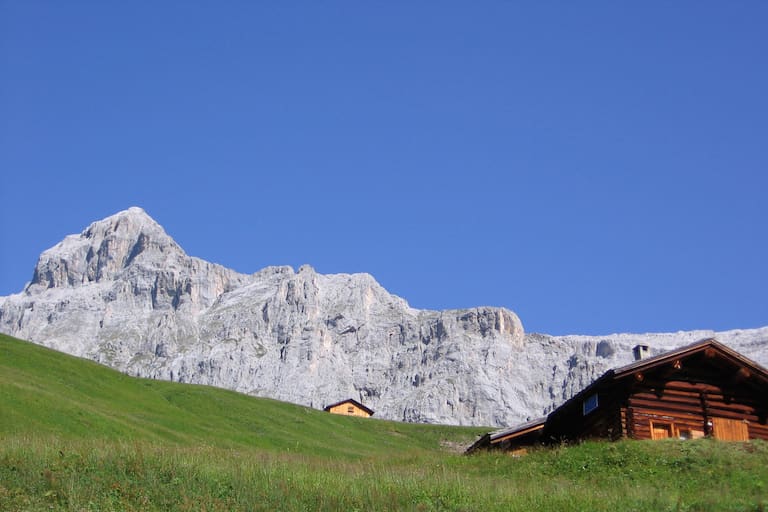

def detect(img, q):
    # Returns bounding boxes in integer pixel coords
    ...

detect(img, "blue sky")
[1,2,766,336]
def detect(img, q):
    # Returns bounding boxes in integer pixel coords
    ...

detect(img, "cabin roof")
[323,398,375,416]
[488,417,547,442]
[613,337,768,380]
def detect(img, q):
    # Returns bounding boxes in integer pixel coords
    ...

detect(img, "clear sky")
[1,2,766,336]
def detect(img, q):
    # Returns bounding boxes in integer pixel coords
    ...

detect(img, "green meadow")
[1,333,766,511]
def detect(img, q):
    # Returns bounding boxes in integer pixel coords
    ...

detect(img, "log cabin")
[323,398,374,418]
[468,338,768,452]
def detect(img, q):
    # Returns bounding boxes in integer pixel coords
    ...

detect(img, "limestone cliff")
[1,207,766,426]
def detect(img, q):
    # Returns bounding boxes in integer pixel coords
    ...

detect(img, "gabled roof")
[323,398,374,416]
[612,338,768,382]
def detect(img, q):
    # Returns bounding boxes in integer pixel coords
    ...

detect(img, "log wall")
[543,387,626,443]
[624,379,768,441]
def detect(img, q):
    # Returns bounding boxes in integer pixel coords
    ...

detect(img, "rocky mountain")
[1,207,766,427]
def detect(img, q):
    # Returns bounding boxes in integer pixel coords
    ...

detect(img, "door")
[711,417,749,441]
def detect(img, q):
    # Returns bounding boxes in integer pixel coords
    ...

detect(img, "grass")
[0,333,483,457]
[2,333,767,511]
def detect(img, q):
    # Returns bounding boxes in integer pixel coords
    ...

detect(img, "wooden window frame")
[650,420,674,440]
[649,420,705,441]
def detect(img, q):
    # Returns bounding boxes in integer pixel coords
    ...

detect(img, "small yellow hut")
[323,398,374,418]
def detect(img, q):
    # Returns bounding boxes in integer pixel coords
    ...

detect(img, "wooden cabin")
[468,338,768,452]
[323,398,374,418]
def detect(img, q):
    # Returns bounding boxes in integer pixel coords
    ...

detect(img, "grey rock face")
[1,207,766,426]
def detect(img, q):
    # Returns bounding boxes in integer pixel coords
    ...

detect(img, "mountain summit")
[26,207,247,313]
[1,208,766,426]
[30,207,182,288]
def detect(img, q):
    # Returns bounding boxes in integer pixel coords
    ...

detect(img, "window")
[651,422,673,440]
[650,421,704,441]
[582,394,599,415]
[677,429,704,440]
[347,405,355,415]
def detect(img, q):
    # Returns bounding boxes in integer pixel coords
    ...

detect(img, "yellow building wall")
[327,403,372,418]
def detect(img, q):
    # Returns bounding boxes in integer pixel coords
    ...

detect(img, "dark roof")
[613,337,768,382]
[466,417,545,453]
[323,398,374,416]
[489,417,547,442]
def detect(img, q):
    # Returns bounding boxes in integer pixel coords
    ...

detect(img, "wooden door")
[711,417,749,441]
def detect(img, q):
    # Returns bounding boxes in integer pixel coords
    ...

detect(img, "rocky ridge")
[1,207,766,426]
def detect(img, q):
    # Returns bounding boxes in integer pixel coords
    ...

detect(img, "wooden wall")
[543,387,626,443]
[327,403,372,418]
[624,379,768,441]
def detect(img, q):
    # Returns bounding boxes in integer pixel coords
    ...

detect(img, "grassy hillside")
[0,333,482,457]
[2,333,767,511]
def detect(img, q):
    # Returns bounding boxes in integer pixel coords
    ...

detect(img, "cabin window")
[582,393,598,416]
[677,429,704,440]
[651,421,673,440]
[347,405,355,414]
[649,421,704,441]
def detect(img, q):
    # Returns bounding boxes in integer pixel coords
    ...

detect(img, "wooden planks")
[711,417,749,441]
[624,378,767,441]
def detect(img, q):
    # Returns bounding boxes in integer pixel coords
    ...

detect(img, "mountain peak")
[126,206,148,215]
[28,207,184,290]
[84,207,164,237]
